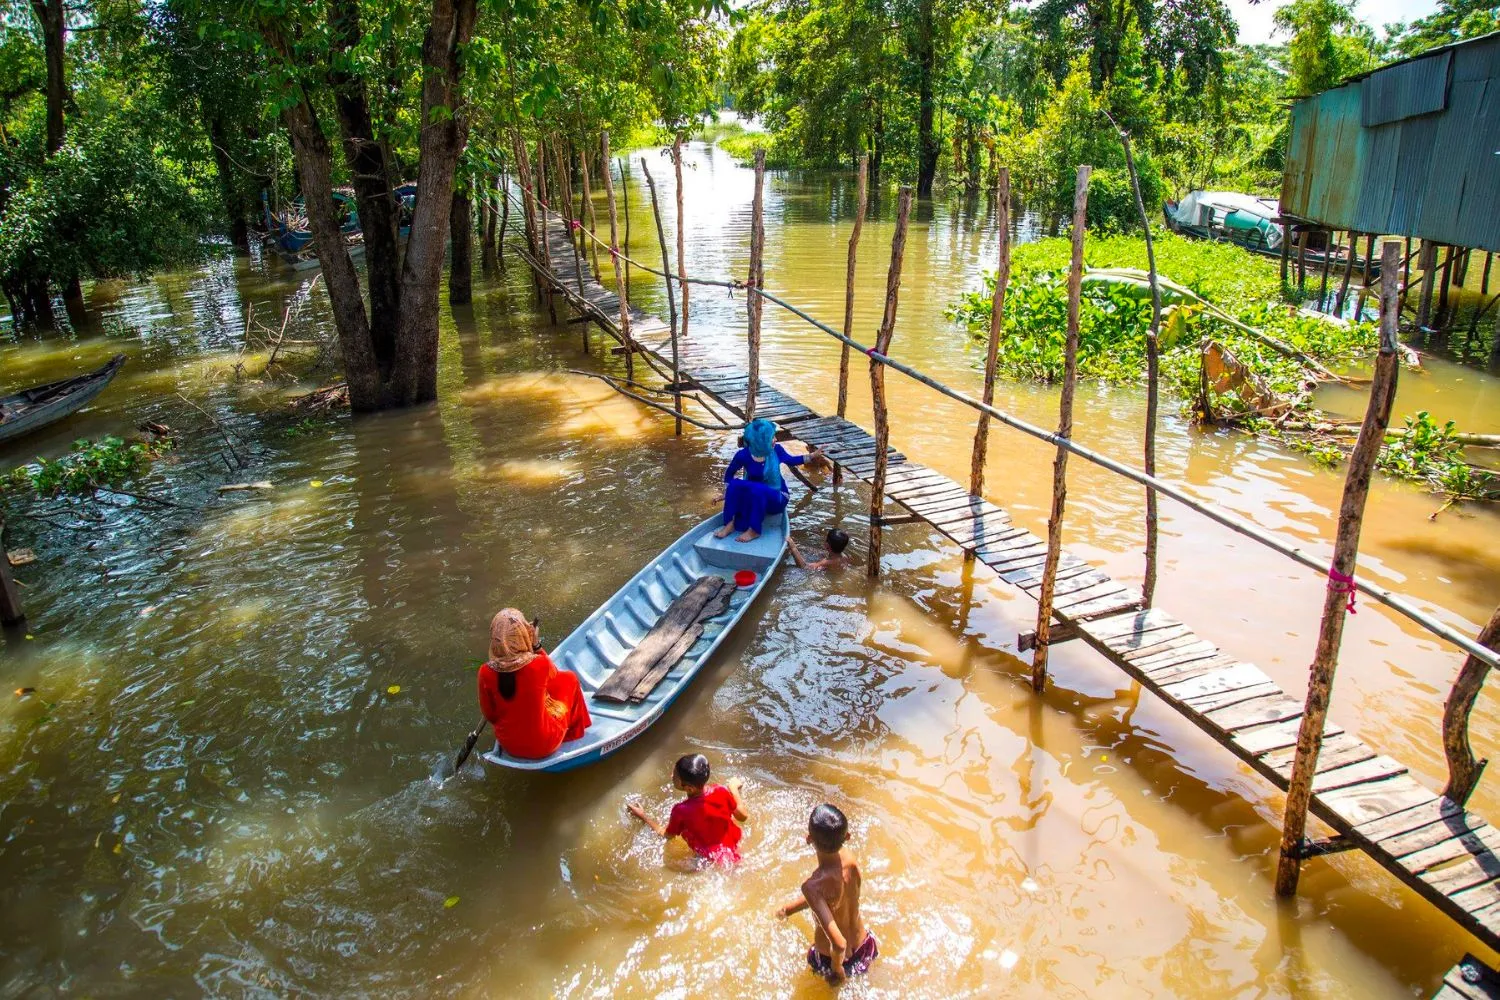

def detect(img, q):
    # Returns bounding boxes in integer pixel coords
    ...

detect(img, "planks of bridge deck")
[521,214,1500,958]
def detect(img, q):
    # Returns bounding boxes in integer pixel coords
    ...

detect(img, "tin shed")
[1280,32,1500,253]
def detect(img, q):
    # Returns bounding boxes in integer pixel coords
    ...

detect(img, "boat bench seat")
[693,527,783,572]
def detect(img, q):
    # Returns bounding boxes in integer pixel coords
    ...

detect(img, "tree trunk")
[282,96,384,409]
[480,185,497,273]
[449,184,472,305]
[390,0,477,405]
[30,0,65,155]
[914,0,938,198]
[206,108,251,252]
[1442,603,1500,805]
[328,0,402,367]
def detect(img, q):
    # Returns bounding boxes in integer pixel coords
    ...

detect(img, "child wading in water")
[806,528,852,572]
[627,754,747,865]
[777,804,877,982]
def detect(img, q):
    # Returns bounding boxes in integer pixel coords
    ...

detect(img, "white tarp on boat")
[1169,191,1283,249]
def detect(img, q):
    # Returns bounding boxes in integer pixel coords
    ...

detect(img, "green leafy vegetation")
[947,230,1375,400]
[2,436,172,499]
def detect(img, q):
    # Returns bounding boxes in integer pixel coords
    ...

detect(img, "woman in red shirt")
[477,608,591,760]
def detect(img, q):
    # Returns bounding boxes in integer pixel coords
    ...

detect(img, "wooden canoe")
[0,354,127,445]
[482,510,789,773]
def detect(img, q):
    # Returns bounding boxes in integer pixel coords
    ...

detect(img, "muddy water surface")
[2,143,1499,998]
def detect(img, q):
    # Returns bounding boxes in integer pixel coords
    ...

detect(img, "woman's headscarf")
[743,418,782,490]
[488,608,539,672]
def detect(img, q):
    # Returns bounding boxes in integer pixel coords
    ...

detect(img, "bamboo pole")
[640,159,681,428]
[497,171,509,272]
[967,168,1010,520]
[1275,239,1403,897]
[1442,603,1500,806]
[620,157,632,296]
[1111,117,1161,608]
[837,155,870,423]
[599,131,634,385]
[672,134,690,352]
[1417,242,1438,330]
[866,186,914,579]
[1030,165,1091,692]
[534,136,557,324]
[1335,231,1356,316]
[746,148,766,419]
[578,142,602,282]
[552,141,586,302]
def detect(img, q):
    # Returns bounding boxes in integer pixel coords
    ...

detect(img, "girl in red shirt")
[477,608,591,760]
[627,753,747,864]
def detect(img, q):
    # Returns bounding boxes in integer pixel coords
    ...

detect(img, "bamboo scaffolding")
[1030,165,1091,692]
[866,186,914,579]
[746,149,766,419]
[1275,239,1403,896]
[599,131,634,384]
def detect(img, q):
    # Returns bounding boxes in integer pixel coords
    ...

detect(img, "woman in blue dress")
[715,418,828,542]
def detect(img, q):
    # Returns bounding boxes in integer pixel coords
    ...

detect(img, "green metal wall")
[1280,33,1500,252]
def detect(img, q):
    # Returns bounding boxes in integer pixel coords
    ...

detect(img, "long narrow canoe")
[0,354,127,446]
[482,510,789,773]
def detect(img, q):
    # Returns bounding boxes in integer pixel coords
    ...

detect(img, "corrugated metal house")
[1280,31,1500,253]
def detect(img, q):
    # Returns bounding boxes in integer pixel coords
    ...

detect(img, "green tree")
[1272,0,1382,95]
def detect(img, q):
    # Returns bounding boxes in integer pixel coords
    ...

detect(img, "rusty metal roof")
[1280,32,1500,252]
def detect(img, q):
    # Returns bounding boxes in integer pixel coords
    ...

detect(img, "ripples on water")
[1,142,1499,997]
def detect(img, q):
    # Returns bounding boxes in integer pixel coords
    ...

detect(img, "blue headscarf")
[743,418,782,490]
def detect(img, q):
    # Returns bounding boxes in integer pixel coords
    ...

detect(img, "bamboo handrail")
[494,175,1500,671]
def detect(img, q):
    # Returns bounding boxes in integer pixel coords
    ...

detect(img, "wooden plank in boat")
[595,576,732,703]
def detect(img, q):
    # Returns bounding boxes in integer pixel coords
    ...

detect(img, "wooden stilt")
[1401,236,1413,315]
[1031,165,1091,692]
[1417,242,1438,331]
[1355,233,1373,316]
[672,135,690,354]
[620,157,632,296]
[746,149,766,419]
[1437,245,1455,328]
[866,187,914,579]
[1483,252,1493,296]
[578,144,602,282]
[1335,231,1356,315]
[1280,226,1290,290]
[640,159,681,429]
[1296,230,1308,290]
[1275,239,1403,897]
[0,522,23,628]
[967,168,1011,534]
[553,142,587,302]
[1317,228,1332,307]
[600,131,634,385]
[1456,246,1472,288]
[1442,603,1500,806]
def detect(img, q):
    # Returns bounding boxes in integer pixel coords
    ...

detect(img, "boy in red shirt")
[627,754,747,864]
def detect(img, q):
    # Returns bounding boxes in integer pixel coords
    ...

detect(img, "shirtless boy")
[776,803,877,982]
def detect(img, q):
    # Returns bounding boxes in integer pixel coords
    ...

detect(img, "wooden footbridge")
[493,145,1500,994]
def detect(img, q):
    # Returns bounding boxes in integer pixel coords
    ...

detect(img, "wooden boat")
[0,354,127,445]
[482,510,789,773]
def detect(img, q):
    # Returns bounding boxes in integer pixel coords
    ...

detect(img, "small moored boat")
[0,354,127,445]
[482,510,789,773]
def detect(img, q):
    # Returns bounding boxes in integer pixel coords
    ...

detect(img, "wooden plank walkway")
[521,216,1500,960]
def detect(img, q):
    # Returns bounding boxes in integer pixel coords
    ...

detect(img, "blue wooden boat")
[0,354,126,446]
[482,510,789,773]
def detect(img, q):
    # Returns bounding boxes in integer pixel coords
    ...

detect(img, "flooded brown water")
[2,142,1499,998]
